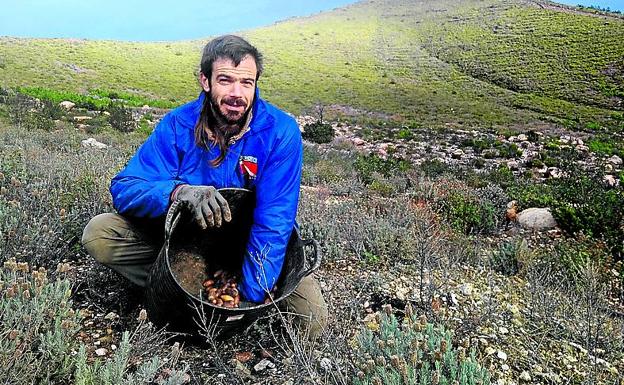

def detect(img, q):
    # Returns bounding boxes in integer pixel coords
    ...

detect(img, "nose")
[230,82,244,98]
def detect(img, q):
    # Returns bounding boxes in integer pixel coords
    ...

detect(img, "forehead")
[212,55,257,78]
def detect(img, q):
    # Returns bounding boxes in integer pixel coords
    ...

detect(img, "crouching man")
[81,35,328,339]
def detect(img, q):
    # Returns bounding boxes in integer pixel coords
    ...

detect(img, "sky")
[554,0,624,11]
[0,0,359,41]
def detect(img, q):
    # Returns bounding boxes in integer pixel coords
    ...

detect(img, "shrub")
[107,103,136,133]
[353,305,491,385]
[419,159,450,178]
[0,259,188,384]
[489,239,529,276]
[354,153,411,185]
[436,183,506,235]
[302,121,335,144]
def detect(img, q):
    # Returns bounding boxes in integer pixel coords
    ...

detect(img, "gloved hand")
[173,185,232,229]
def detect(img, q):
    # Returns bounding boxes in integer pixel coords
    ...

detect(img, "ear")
[199,72,210,93]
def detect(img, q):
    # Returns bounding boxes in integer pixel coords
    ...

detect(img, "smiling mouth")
[223,98,246,111]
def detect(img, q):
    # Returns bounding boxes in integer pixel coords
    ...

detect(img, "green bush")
[436,183,506,235]
[0,259,188,384]
[107,103,136,133]
[353,305,490,385]
[302,121,335,144]
[489,239,528,276]
[419,159,450,178]
[354,153,411,185]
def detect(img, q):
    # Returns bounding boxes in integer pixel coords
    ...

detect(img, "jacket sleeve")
[110,114,183,218]
[239,120,303,302]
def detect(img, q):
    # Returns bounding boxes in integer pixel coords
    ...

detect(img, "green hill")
[0,0,622,131]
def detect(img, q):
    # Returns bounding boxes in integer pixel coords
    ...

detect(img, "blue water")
[0,0,359,41]
[554,0,623,12]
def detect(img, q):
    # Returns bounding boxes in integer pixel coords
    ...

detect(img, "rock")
[104,312,118,321]
[352,137,365,146]
[59,101,75,110]
[519,371,531,381]
[604,175,619,187]
[81,138,108,149]
[547,167,562,178]
[458,283,473,296]
[517,134,528,141]
[450,292,459,306]
[142,104,150,110]
[320,357,332,371]
[451,149,464,159]
[559,135,571,144]
[576,144,589,152]
[253,359,275,373]
[507,160,519,170]
[485,347,496,355]
[73,116,93,122]
[501,364,510,371]
[608,155,622,166]
[95,348,108,356]
[498,326,509,334]
[497,350,508,361]
[517,208,557,230]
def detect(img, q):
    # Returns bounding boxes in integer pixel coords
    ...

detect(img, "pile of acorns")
[202,269,278,308]
[203,270,241,308]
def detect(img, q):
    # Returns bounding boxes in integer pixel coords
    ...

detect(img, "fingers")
[215,192,232,223]
[207,195,222,227]
[200,202,214,228]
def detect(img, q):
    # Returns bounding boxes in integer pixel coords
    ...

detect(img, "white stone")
[73,116,92,122]
[497,350,508,361]
[81,137,108,149]
[608,155,622,166]
[604,175,619,187]
[59,101,75,110]
[502,364,510,371]
[517,208,557,230]
[499,326,509,334]
[519,371,531,381]
[253,359,275,372]
[104,312,118,320]
[451,149,464,159]
[507,160,519,170]
[320,357,332,371]
[95,348,108,356]
[517,134,528,141]
[458,283,473,296]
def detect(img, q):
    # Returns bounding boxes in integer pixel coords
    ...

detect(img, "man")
[81,35,327,338]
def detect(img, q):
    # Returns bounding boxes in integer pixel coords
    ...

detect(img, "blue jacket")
[110,90,303,302]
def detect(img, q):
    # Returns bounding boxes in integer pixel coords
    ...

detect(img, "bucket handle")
[164,200,182,242]
[296,238,321,282]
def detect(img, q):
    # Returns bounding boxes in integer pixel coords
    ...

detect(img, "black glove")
[173,185,232,229]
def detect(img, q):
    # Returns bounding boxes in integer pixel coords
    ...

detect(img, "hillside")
[0,0,622,132]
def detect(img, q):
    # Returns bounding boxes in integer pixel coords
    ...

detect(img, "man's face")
[200,55,257,124]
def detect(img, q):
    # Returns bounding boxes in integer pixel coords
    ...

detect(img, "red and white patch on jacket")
[239,156,258,180]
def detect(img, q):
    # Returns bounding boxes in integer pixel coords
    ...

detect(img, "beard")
[208,91,251,129]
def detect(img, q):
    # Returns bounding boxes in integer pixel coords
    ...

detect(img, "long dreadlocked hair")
[194,35,263,167]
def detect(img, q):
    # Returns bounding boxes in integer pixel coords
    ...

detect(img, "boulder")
[59,101,75,110]
[608,155,622,166]
[517,208,556,230]
[451,149,464,159]
[81,137,108,149]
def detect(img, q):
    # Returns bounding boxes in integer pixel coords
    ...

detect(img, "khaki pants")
[81,213,328,339]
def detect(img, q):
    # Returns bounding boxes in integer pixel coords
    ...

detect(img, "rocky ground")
[39,103,624,384]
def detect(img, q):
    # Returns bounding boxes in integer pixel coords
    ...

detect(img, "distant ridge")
[0,0,622,132]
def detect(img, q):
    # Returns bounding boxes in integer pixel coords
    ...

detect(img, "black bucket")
[145,188,320,339]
